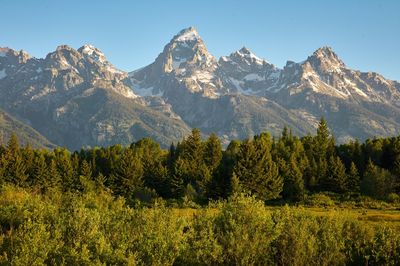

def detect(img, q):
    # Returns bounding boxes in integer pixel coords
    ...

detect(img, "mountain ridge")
[1,26,399,149]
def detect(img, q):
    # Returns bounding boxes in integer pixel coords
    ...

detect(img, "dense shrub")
[0,187,399,265]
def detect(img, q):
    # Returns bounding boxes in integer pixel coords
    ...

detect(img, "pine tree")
[47,159,61,191]
[230,172,242,195]
[110,148,143,197]
[3,134,27,186]
[208,140,241,199]
[32,153,48,190]
[203,133,222,173]
[361,159,393,199]
[315,117,335,158]
[324,156,348,193]
[183,128,203,163]
[80,160,92,180]
[234,138,283,201]
[78,160,93,191]
[281,157,305,201]
[347,162,360,192]
[392,158,400,193]
[134,138,168,197]
[54,148,76,192]
[168,157,186,198]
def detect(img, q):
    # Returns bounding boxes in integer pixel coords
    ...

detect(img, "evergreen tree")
[347,162,360,192]
[208,140,241,199]
[230,172,242,195]
[110,148,143,197]
[3,134,28,186]
[168,157,186,198]
[80,160,92,180]
[234,138,283,201]
[361,159,393,199]
[32,153,49,190]
[203,133,222,173]
[134,138,168,197]
[315,117,335,158]
[281,157,305,201]
[47,159,61,191]
[392,158,400,193]
[324,156,348,193]
[54,148,76,192]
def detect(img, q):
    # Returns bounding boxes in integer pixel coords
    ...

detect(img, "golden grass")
[172,205,400,230]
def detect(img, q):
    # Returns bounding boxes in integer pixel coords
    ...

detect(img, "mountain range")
[1,26,399,149]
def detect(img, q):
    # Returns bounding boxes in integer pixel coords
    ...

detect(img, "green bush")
[303,193,335,207]
[0,186,399,265]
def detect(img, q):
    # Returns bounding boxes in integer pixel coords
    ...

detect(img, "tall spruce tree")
[281,157,305,201]
[3,134,27,186]
[110,148,143,197]
[361,159,393,199]
[347,162,361,192]
[234,138,283,201]
[324,156,348,193]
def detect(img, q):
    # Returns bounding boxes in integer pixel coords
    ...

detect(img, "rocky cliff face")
[0,45,189,149]
[1,27,400,149]
[128,27,400,144]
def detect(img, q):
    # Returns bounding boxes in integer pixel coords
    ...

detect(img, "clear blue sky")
[2,0,399,80]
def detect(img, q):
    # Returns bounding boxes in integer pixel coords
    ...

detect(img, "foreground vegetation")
[0,118,400,205]
[1,118,400,264]
[0,186,399,265]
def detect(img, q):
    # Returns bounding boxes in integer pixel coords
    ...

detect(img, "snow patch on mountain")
[175,27,199,42]
[79,44,124,74]
[0,69,6,79]
[236,47,265,65]
[244,73,264,81]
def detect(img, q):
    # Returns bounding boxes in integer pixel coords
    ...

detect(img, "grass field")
[173,205,400,230]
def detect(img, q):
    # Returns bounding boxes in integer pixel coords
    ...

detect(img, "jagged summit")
[0,47,30,63]
[308,46,345,69]
[2,27,399,149]
[172,26,200,42]
[236,46,266,65]
[78,44,109,65]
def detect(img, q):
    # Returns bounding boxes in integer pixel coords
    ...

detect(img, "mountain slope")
[129,27,400,143]
[1,27,400,149]
[0,109,55,149]
[128,27,315,144]
[0,45,190,149]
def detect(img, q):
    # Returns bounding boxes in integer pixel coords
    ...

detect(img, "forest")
[0,118,400,265]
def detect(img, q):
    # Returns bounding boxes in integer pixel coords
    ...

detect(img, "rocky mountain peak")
[172,26,200,43]
[151,27,216,74]
[307,46,345,71]
[78,44,106,63]
[219,46,268,69]
[0,47,11,57]
[0,47,31,64]
[78,44,124,75]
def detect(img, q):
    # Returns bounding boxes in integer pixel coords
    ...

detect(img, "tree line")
[0,118,399,204]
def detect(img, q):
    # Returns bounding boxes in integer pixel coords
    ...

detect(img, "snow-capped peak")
[77,44,125,75]
[79,44,107,64]
[234,47,266,65]
[311,46,344,66]
[0,48,10,57]
[173,26,200,42]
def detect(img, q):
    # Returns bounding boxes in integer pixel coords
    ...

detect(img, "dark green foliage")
[361,160,393,199]
[1,120,400,205]
[110,148,143,198]
[281,157,305,201]
[233,135,283,201]
[347,162,360,192]
[323,156,348,193]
